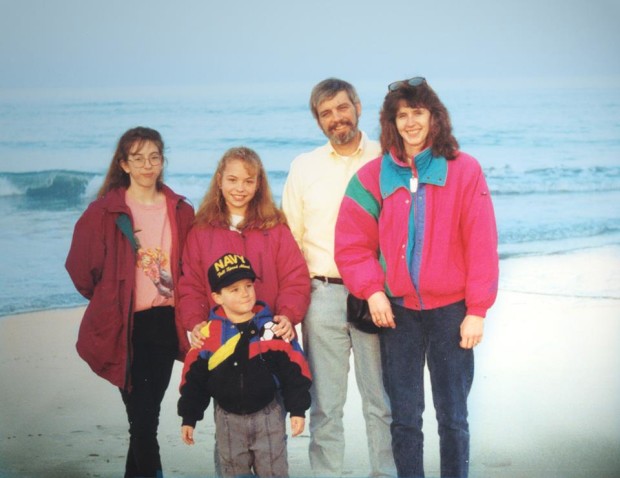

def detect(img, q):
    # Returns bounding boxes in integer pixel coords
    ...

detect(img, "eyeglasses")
[127,154,163,168]
[388,77,426,92]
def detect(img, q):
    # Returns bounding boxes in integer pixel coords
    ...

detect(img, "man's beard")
[326,120,359,145]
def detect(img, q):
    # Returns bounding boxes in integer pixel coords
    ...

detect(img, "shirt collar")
[380,147,447,198]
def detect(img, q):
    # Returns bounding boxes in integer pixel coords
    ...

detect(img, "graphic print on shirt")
[134,232,173,298]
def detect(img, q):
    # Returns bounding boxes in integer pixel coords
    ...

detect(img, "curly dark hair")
[380,80,459,161]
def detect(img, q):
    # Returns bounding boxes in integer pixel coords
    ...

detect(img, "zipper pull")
[410,177,418,193]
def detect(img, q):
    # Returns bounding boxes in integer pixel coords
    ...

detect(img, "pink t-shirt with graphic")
[126,193,174,312]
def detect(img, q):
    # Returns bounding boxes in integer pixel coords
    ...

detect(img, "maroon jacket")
[65,185,194,389]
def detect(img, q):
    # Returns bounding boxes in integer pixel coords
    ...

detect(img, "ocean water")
[1,81,619,317]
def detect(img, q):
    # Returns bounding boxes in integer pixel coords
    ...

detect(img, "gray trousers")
[302,281,396,477]
[215,399,288,478]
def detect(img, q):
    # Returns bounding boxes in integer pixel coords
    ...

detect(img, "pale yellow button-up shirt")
[282,132,381,279]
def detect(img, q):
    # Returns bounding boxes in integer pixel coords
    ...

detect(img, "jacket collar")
[208,300,272,324]
[380,147,447,198]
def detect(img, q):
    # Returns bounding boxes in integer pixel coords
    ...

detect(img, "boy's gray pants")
[215,399,289,477]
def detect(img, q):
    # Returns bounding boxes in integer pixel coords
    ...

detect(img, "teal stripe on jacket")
[344,173,381,221]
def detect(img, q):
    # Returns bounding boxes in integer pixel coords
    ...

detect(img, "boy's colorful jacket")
[178,301,312,427]
[335,148,499,317]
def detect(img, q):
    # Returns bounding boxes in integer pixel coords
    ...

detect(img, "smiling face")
[120,140,163,191]
[212,278,256,323]
[218,158,258,216]
[395,103,432,158]
[316,90,361,147]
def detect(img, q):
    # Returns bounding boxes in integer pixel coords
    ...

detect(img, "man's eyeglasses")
[127,154,163,168]
[388,77,426,92]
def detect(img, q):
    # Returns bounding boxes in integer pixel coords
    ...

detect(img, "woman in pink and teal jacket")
[335,77,499,478]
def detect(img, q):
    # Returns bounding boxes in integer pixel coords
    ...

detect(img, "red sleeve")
[334,162,386,300]
[459,159,499,317]
[176,228,211,331]
[272,225,311,325]
[65,204,105,300]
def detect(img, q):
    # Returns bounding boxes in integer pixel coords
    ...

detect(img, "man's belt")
[312,276,344,285]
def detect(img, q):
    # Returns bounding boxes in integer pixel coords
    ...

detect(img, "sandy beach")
[1,245,619,478]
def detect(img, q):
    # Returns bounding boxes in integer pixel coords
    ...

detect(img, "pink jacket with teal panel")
[335,148,499,317]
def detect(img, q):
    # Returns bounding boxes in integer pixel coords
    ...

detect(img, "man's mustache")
[329,120,354,133]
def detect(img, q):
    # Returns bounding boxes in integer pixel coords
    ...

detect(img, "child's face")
[212,278,256,321]
[217,159,258,217]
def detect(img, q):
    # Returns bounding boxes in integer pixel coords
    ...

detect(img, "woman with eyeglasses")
[66,126,194,478]
[335,78,499,478]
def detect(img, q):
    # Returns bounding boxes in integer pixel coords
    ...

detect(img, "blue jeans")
[380,301,473,478]
[302,280,396,477]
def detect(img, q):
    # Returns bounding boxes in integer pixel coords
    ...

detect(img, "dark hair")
[309,78,360,120]
[194,146,287,230]
[380,81,459,161]
[97,127,165,198]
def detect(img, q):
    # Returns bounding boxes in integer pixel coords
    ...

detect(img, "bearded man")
[282,78,396,478]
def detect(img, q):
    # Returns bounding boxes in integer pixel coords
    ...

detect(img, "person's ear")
[211,291,223,305]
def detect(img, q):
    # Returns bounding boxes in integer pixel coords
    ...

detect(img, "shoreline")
[2,240,619,321]
[1,245,619,477]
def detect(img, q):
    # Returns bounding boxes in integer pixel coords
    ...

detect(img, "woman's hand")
[190,321,208,348]
[460,314,484,349]
[367,291,395,329]
[272,315,294,342]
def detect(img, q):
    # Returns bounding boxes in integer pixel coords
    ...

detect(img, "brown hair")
[194,147,287,230]
[380,81,459,161]
[97,127,165,198]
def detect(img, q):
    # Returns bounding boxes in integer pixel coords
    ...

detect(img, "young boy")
[178,253,312,478]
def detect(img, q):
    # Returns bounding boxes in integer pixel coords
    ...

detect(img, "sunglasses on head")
[388,77,426,92]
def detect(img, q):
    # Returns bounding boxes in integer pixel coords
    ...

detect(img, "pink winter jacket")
[176,223,311,331]
[335,149,499,317]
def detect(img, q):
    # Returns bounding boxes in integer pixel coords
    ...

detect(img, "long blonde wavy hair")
[194,147,286,230]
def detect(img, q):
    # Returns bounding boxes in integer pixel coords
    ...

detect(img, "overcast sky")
[1,0,619,90]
